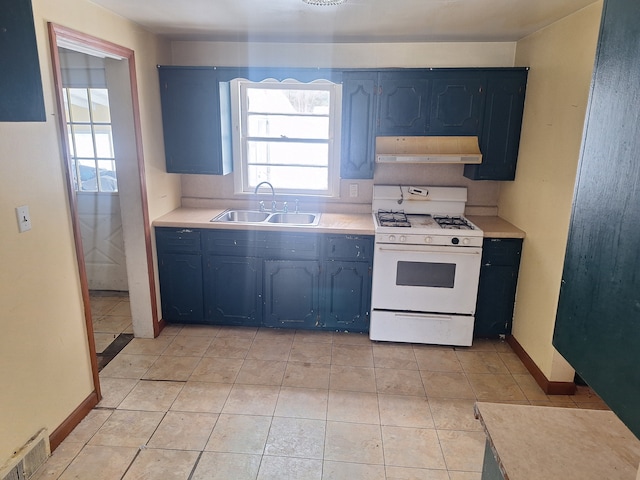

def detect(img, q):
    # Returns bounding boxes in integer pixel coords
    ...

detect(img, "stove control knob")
[451,237,460,245]
[424,236,433,244]
[462,238,470,246]
[389,235,396,242]
[399,235,407,243]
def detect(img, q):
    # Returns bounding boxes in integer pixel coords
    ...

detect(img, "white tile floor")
[33,294,608,480]
[90,291,133,356]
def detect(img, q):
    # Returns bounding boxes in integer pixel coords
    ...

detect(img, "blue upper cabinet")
[158,66,232,175]
[465,71,528,181]
[0,0,45,122]
[377,72,431,135]
[340,68,527,180]
[429,73,486,135]
[341,71,378,179]
[158,66,527,181]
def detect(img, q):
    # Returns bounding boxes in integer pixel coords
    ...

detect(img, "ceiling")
[89,0,599,43]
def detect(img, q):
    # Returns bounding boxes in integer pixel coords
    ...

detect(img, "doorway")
[48,24,160,397]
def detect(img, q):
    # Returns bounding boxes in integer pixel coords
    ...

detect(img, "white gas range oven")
[369,185,483,347]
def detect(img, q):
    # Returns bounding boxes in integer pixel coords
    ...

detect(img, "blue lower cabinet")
[158,253,204,323]
[155,228,373,331]
[205,255,263,326]
[321,261,371,332]
[263,260,321,329]
[473,238,523,337]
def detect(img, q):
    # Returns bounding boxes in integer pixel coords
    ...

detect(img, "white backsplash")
[180,163,500,214]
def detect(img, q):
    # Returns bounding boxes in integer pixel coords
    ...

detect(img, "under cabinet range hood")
[376,136,483,164]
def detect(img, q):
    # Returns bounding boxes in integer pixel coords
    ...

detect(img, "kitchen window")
[63,87,117,192]
[231,79,341,197]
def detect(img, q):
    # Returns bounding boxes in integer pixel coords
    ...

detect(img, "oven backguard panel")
[372,185,467,215]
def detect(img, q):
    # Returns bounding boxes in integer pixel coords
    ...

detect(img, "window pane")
[72,124,95,157]
[68,88,90,122]
[247,114,329,139]
[248,165,329,191]
[67,125,75,156]
[247,141,328,167]
[247,87,330,115]
[77,159,98,192]
[90,89,111,123]
[97,159,118,192]
[94,125,114,158]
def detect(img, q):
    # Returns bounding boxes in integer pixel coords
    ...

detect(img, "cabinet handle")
[177,229,193,233]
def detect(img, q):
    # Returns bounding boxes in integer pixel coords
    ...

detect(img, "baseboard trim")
[156,317,167,336]
[506,335,576,395]
[49,391,99,452]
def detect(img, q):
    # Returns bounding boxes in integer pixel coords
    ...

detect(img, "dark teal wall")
[554,0,640,439]
[0,0,45,122]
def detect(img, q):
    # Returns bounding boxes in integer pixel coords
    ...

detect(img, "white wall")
[172,41,516,68]
[0,0,174,463]
[499,2,603,381]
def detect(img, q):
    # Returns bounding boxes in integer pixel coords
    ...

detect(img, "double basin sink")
[211,209,321,226]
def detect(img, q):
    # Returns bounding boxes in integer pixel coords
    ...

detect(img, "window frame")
[231,78,342,197]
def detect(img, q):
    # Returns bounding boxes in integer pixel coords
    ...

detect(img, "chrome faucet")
[254,181,276,212]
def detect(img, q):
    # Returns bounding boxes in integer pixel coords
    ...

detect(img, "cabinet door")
[158,253,204,323]
[263,260,320,329]
[465,72,527,181]
[474,265,519,337]
[473,238,522,338]
[205,255,263,326]
[341,72,377,179]
[429,75,485,134]
[158,67,231,175]
[378,73,430,135]
[321,261,371,332]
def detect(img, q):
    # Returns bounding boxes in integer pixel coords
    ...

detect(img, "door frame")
[47,23,160,401]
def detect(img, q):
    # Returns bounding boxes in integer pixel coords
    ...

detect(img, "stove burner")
[433,215,475,230]
[377,209,411,227]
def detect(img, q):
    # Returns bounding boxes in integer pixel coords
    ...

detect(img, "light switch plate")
[16,205,32,233]
[349,183,359,198]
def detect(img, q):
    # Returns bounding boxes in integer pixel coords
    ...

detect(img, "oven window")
[396,261,456,288]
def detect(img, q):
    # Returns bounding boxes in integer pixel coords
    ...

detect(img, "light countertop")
[153,208,524,239]
[475,402,640,480]
[153,208,375,235]
[467,215,526,239]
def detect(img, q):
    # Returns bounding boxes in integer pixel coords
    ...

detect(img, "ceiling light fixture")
[302,0,346,5]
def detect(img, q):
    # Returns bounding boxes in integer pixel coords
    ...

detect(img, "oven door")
[371,243,482,315]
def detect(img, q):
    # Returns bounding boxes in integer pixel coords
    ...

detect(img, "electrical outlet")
[349,183,359,198]
[16,205,32,233]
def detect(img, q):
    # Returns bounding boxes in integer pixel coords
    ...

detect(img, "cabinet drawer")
[263,232,319,259]
[203,230,266,255]
[482,238,522,266]
[156,228,201,253]
[325,235,374,261]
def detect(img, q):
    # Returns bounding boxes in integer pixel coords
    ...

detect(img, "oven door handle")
[376,245,481,255]
[395,312,452,319]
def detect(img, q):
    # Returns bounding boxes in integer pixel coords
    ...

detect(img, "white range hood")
[376,136,482,164]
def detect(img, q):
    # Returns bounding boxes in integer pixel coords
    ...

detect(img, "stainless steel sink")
[210,209,320,226]
[266,213,320,225]
[211,210,271,223]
